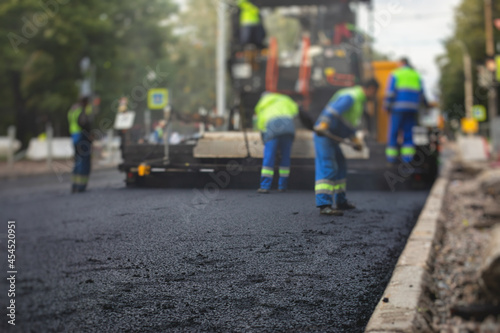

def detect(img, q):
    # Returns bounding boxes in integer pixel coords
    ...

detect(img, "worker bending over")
[384,57,429,164]
[314,79,379,215]
[255,92,299,193]
[68,97,93,193]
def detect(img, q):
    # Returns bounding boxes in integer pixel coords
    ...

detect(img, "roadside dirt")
[432,167,500,332]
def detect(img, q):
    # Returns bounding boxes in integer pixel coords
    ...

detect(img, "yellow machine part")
[138,164,151,177]
[372,61,400,144]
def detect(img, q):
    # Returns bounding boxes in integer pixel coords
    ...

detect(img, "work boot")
[319,206,344,216]
[257,188,270,194]
[337,202,356,210]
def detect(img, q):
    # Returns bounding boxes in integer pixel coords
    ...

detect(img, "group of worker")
[256,57,428,215]
[68,36,428,218]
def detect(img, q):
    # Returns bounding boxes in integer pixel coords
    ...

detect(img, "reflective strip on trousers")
[279,167,290,178]
[315,182,335,195]
[386,147,399,157]
[401,146,416,157]
[72,174,89,185]
[261,167,274,178]
[334,179,346,194]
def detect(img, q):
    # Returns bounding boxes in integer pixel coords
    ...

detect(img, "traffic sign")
[147,89,169,110]
[114,111,136,130]
[472,105,487,122]
[461,117,479,134]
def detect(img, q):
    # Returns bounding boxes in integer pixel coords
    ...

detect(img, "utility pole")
[485,0,495,56]
[456,41,474,119]
[216,0,227,118]
[485,0,498,132]
[463,48,474,119]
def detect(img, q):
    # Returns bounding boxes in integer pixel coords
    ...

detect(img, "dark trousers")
[72,138,92,192]
[240,24,265,48]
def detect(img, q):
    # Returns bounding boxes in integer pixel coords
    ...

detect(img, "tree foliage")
[170,0,219,114]
[1,0,393,145]
[438,0,499,121]
[0,0,178,143]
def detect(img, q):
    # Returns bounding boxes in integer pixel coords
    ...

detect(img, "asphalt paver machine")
[119,0,438,191]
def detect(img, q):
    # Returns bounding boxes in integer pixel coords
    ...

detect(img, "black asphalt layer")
[0,170,428,332]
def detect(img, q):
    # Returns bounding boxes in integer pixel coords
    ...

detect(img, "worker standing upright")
[68,97,93,193]
[384,57,429,164]
[151,120,166,144]
[237,0,265,48]
[314,79,379,215]
[255,92,299,193]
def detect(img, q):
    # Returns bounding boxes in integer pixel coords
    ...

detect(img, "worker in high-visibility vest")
[151,120,166,144]
[68,97,93,193]
[313,79,379,215]
[384,58,429,164]
[237,0,265,48]
[255,92,299,193]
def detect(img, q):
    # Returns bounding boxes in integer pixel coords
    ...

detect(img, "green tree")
[170,0,219,114]
[438,0,499,122]
[0,0,178,144]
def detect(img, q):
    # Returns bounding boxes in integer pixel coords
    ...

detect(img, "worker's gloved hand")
[350,136,364,152]
[313,121,329,136]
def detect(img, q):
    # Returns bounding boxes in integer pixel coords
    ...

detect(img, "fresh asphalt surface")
[0,169,428,332]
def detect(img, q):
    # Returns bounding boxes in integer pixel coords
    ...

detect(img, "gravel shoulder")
[431,165,500,332]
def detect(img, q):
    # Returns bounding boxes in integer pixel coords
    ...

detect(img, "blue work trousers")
[386,112,417,163]
[260,135,293,190]
[314,134,348,207]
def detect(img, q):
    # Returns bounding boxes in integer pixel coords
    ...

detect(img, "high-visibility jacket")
[255,93,298,142]
[384,66,427,112]
[316,86,366,138]
[68,104,92,135]
[238,0,261,26]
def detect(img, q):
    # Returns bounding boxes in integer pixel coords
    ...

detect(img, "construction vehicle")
[118,0,439,191]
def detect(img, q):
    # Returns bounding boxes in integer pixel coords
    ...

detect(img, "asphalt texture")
[0,169,428,332]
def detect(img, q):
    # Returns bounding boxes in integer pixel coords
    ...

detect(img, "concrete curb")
[365,166,450,332]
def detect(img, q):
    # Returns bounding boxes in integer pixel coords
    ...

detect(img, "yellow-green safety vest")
[330,86,366,127]
[68,105,92,135]
[238,0,260,26]
[255,93,298,131]
[393,67,422,91]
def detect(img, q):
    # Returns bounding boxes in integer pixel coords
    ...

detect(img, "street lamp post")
[216,0,227,118]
